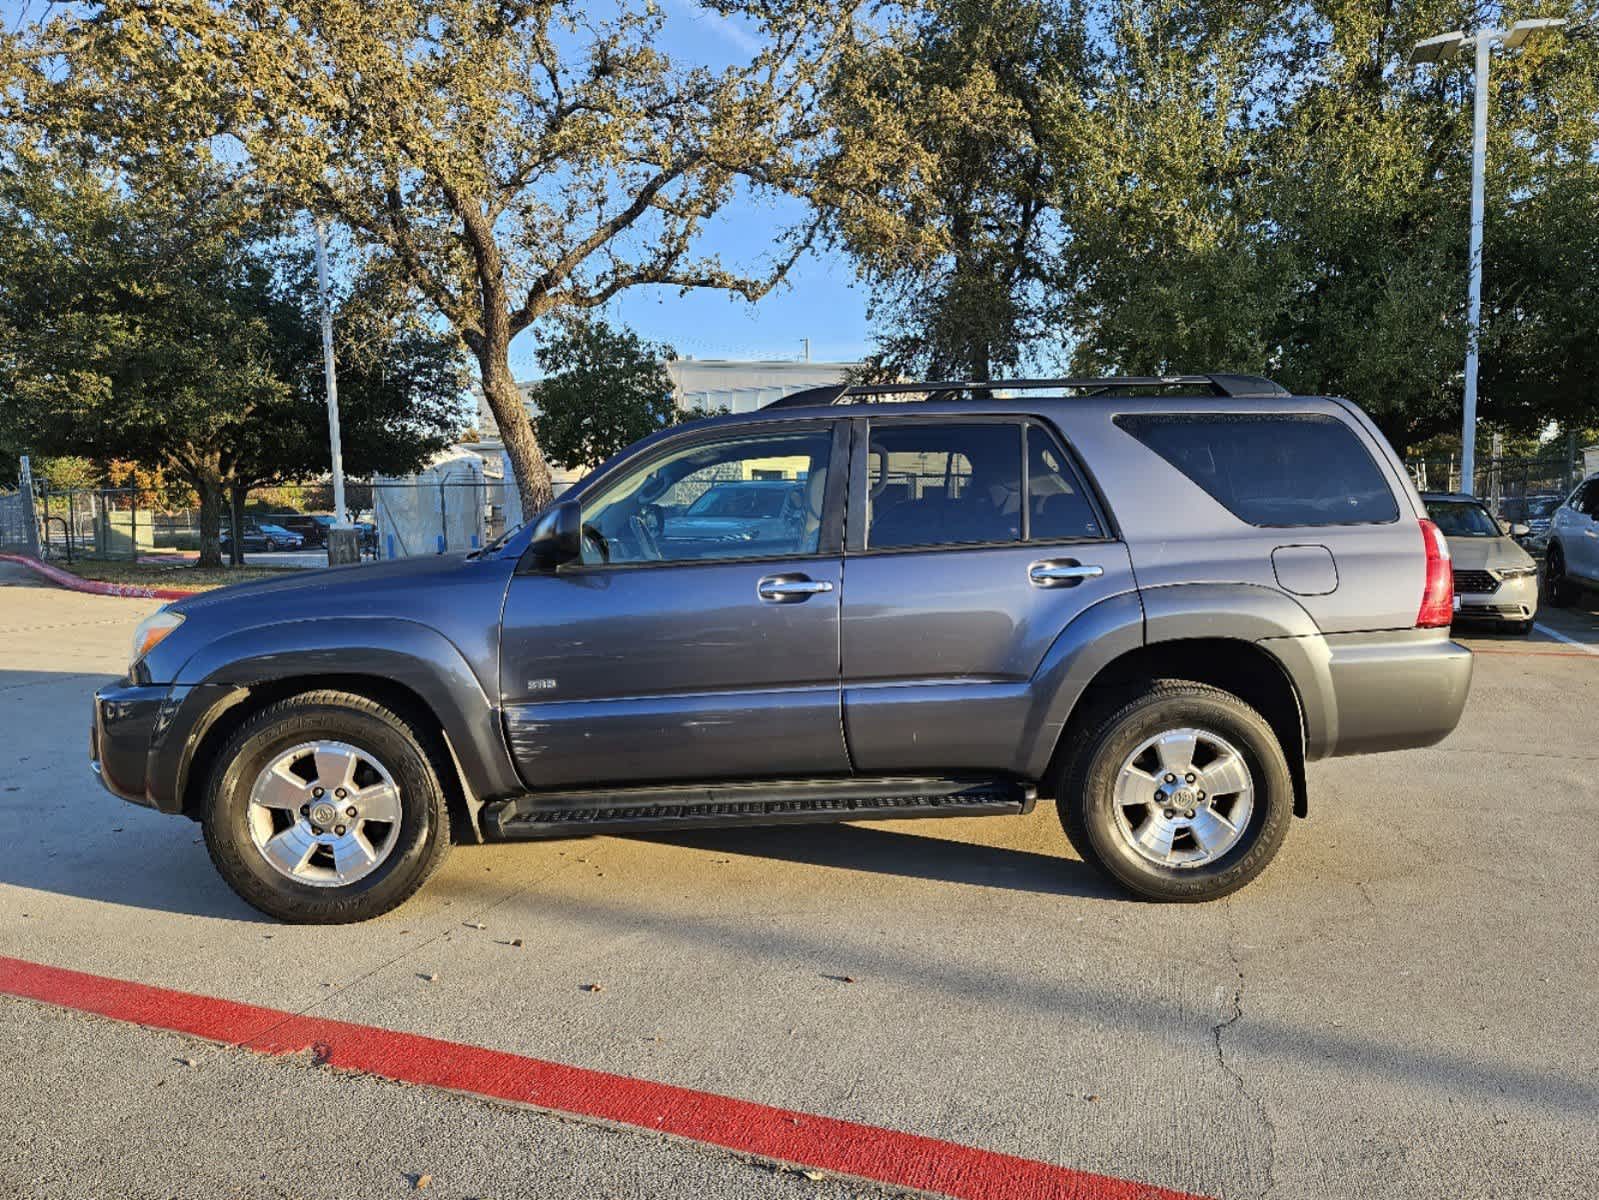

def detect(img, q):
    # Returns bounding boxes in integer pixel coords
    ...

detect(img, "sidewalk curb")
[0,553,201,600]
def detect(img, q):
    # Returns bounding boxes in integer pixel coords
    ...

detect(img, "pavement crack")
[1213,904,1278,1200]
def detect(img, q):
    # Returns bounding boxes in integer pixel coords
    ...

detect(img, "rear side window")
[866,424,1022,549]
[1115,413,1399,527]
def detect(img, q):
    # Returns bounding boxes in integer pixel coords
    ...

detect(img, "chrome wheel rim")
[1111,728,1254,869]
[246,741,402,887]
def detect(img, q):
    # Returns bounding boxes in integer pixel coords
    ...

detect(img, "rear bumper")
[90,683,169,807]
[1322,631,1474,756]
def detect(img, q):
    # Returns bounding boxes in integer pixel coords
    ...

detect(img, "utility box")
[326,526,361,566]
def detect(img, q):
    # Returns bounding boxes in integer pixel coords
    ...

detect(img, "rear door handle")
[757,574,834,602]
[1029,560,1104,588]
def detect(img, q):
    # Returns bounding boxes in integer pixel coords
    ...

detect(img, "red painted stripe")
[0,553,200,599]
[0,955,1204,1200]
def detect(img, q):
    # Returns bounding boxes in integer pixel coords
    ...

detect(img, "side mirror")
[1511,523,1530,538]
[528,500,583,568]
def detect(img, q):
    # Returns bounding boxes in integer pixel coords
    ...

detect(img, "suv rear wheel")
[1057,681,1292,902]
[203,690,451,923]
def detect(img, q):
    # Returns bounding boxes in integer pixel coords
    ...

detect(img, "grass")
[58,558,303,592]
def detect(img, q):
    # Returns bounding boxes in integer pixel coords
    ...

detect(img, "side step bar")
[482,776,1035,840]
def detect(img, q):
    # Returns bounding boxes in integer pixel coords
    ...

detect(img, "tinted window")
[1576,483,1599,518]
[581,430,831,565]
[1027,425,1104,540]
[866,424,1022,549]
[1115,413,1399,526]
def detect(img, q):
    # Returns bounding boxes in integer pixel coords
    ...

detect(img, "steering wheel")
[629,512,663,561]
[581,523,610,563]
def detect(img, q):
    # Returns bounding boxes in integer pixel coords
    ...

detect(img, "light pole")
[313,217,349,528]
[1411,18,1566,496]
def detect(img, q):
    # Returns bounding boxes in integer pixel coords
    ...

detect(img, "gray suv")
[91,375,1473,922]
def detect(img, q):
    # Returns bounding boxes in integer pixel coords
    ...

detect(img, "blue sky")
[521,0,873,374]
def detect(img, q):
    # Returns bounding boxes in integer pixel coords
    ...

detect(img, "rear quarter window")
[1114,413,1400,527]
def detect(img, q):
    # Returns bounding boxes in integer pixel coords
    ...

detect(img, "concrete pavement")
[1,574,1596,1199]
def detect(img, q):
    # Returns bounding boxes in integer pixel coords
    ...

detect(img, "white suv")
[1545,473,1599,606]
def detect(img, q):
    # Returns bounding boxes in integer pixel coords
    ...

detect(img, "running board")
[482,776,1035,840]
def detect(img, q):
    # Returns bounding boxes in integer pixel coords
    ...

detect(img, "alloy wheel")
[1110,727,1255,869]
[246,740,403,886]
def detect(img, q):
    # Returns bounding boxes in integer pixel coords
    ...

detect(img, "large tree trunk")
[194,469,225,568]
[478,342,554,519]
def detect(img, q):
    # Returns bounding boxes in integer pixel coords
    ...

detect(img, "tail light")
[1416,518,1454,628]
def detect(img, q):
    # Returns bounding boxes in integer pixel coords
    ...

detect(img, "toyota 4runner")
[92,374,1473,922]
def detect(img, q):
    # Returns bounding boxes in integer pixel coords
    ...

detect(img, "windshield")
[1526,497,1559,518]
[1428,500,1501,537]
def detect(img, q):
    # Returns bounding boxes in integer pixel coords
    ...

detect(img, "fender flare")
[153,618,522,815]
[1021,582,1335,781]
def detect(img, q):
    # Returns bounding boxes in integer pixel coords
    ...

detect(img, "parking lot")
[1,564,1595,1200]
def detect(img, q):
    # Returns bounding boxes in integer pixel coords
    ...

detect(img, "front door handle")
[757,574,835,602]
[1029,560,1104,588]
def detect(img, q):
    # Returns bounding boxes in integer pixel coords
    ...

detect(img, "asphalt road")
[1,564,1596,1199]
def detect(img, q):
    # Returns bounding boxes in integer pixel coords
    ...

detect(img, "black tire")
[1545,546,1576,608]
[1055,681,1293,902]
[203,690,451,923]
[1511,619,1535,636]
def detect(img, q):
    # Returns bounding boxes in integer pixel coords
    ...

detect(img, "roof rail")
[764,373,1289,410]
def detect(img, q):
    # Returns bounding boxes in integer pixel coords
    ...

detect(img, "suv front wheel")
[203,690,451,923]
[1057,681,1292,902]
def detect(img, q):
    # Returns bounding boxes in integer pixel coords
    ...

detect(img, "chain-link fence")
[1405,453,1583,519]
[0,488,38,555]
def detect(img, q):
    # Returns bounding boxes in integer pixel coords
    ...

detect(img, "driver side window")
[579,429,833,566]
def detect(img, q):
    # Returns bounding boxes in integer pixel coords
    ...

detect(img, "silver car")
[1422,492,1539,634]
[1544,473,1599,609]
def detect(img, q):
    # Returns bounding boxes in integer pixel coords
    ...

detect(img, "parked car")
[92,373,1473,922]
[219,520,304,552]
[1421,492,1539,634]
[660,480,807,550]
[1512,493,1563,552]
[273,513,335,548]
[1544,472,1599,607]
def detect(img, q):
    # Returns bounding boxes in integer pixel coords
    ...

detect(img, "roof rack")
[764,373,1289,410]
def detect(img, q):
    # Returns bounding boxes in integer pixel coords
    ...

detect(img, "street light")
[1410,18,1567,496]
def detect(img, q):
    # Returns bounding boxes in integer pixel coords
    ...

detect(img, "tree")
[1052,0,1599,452]
[531,317,683,471]
[0,155,292,565]
[5,0,863,516]
[0,151,465,565]
[821,0,1077,380]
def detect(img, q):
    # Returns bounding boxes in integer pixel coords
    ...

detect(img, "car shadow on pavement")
[632,821,1135,901]
[0,823,271,923]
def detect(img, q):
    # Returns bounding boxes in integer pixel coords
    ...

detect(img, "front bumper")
[1454,573,1538,625]
[90,683,169,807]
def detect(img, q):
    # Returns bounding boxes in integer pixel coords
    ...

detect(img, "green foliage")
[823,0,1599,451]
[822,0,1078,379]
[531,318,683,470]
[0,143,466,562]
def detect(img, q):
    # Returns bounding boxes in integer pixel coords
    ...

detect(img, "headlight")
[130,609,184,671]
[1498,566,1538,579]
